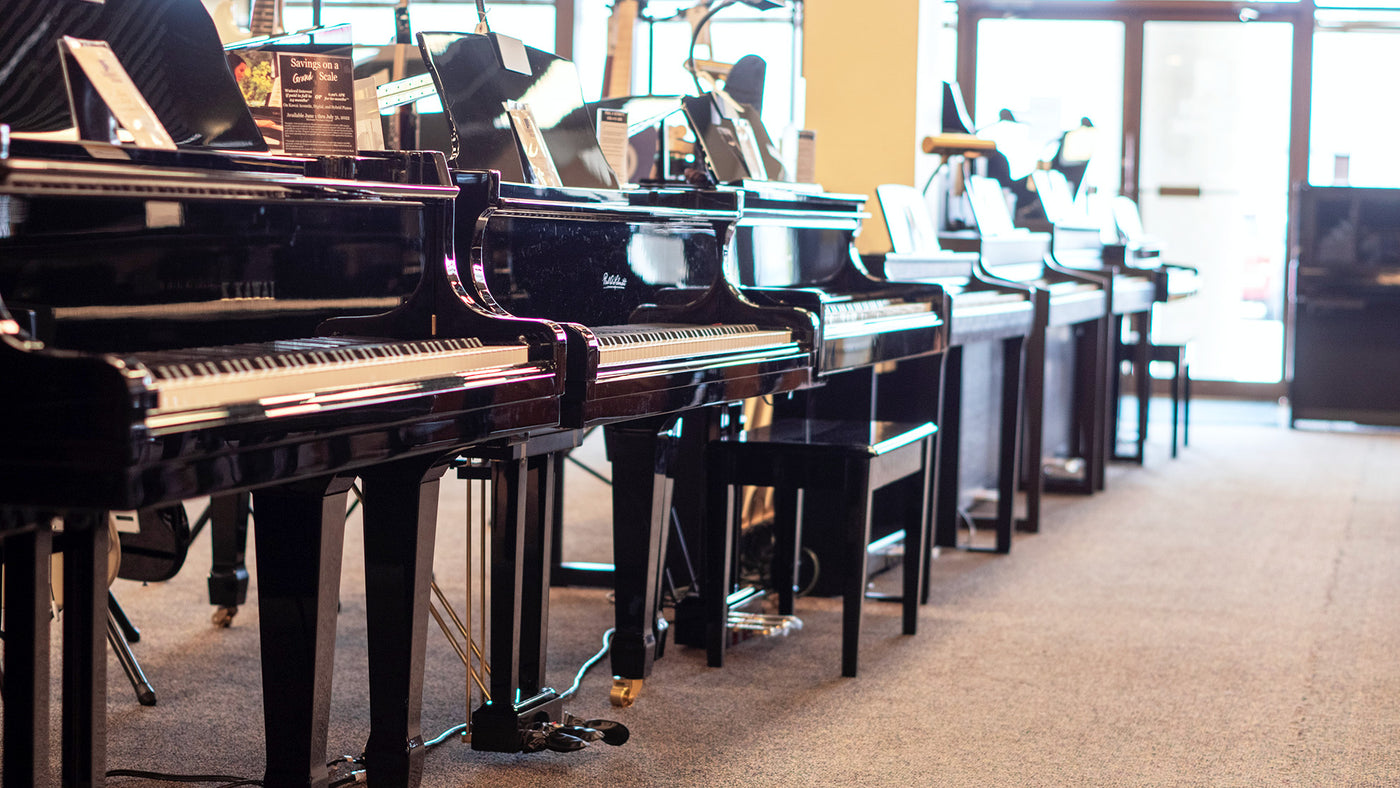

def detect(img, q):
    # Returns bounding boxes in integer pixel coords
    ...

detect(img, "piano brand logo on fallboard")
[221,280,276,299]
[602,273,627,291]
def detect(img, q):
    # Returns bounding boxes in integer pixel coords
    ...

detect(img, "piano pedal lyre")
[426,468,493,743]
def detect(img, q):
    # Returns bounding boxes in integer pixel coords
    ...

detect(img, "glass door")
[973,19,1125,204]
[1136,21,1294,384]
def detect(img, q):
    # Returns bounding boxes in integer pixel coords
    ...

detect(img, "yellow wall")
[804,0,923,255]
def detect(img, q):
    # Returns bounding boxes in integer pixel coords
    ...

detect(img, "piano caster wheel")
[211,606,238,628]
[609,678,642,708]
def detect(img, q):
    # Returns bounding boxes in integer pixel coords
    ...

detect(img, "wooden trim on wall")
[1122,19,1144,201]
[554,0,574,59]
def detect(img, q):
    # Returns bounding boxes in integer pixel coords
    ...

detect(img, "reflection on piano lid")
[416,31,618,190]
[681,94,755,184]
[0,0,265,149]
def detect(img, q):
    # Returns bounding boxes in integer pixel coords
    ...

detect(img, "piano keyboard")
[951,290,1031,316]
[138,336,531,430]
[822,298,939,339]
[1044,280,1103,298]
[591,323,794,367]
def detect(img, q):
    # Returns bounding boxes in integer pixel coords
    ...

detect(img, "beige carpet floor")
[29,400,1400,786]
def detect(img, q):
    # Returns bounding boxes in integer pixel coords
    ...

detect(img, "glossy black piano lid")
[0,0,266,150]
[0,156,434,352]
[417,31,617,190]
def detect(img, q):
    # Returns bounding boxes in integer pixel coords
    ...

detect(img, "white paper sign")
[795,129,816,184]
[353,74,386,151]
[596,108,630,185]
[60,36,176,150]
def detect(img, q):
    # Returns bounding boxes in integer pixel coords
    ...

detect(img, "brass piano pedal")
[726,611,803,645]
[609,677,642,708]
[211,605,238,628]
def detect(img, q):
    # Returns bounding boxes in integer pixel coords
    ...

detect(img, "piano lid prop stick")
[388,0,417,150]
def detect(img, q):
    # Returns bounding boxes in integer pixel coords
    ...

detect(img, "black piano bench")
[1117,341,1191,459]
[705,419,936,677]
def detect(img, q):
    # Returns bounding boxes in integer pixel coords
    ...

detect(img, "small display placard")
[795,129,817,184]
[277,53,356,156]
[596,108,630,185]
[59,36,176,150]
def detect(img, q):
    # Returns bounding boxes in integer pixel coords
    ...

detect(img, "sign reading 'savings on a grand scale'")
[228,50,356,156]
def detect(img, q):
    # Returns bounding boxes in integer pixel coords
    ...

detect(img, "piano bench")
[705,419,936,678]
[1117,341,1191,459]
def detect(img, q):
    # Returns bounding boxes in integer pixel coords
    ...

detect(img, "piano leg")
[1133,311,1152,463]
[604,417,677,686]
[62,510,109,788]
[207,492,251,627]
[1080,316,1109,492]
[359,458,446,787]
[471,447,564,751]
[517,450,556,702]
[1019,292,1050,533]
[995,335,1027,554]
[1,514,54,788]
[932,345,964,551]
[252,475,354,788]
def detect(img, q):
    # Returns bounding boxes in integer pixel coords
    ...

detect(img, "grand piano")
[0,3,571,787]
[1030,170,1199,464]
[943,175,1110,530]
[406,30,819,751]
[873,182,1036,556]
[620,92,949,661]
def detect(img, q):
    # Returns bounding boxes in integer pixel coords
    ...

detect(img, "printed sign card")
[795,129,817,184]
[277,53,356,156]
[227,49,356,155]
[58,36,176,150]
[595,108,630,184]
[353,74,387,151]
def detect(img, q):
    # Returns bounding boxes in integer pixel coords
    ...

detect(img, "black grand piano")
[619,92,950,665]
[407,30,819,750]
[0,3,571,786]
[873,182,1036,556]
[942,174,1110,530]
[0,138,574,787]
